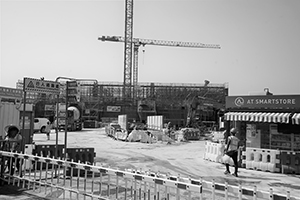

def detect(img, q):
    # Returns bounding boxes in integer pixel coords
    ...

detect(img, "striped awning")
[292,113,300,125]
[224,112,298,124]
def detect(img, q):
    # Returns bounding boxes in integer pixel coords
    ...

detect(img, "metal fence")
[0,150,299,200]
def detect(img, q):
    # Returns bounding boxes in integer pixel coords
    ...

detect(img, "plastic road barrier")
[245,148,281,173]
[281,151,300,175]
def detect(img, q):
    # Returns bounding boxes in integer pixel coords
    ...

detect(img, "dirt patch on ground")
[269,182,300,190]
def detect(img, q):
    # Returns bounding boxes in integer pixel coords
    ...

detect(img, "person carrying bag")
[224,128,240,177]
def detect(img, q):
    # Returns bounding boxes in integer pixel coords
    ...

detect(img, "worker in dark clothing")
[4,124,22,152]
[3,125,23,175]
[166,122,172,137]
[224,128,240,177]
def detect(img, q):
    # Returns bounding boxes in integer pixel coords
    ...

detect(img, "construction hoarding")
[147,115,164,130]
[118,114,128,130]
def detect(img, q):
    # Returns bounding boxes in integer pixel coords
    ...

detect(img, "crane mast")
[123,0,134,99]
[100,0,220,101]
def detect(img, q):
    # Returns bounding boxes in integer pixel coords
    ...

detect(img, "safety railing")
[0,150,299,200]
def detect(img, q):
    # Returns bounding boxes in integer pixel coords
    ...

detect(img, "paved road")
[32,128,300,196]
[2,128,299,199]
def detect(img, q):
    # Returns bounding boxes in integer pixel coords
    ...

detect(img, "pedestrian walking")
[224,128,240,177]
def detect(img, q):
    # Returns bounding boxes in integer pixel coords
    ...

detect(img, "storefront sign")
[107,106,121,112]
[226,95,300,110]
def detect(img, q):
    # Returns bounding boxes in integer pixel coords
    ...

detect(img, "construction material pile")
[173,128,201,141]
[153,130,175,143]
[127,130,156,143]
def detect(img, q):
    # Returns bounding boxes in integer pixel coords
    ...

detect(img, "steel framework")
[123,0,134,99]
[86,82,228,110]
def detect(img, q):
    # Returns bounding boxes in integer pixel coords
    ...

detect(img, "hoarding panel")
[118,114,128,130]
[0,87,22,99]
[0,102,20,138]
[147,115,163,130]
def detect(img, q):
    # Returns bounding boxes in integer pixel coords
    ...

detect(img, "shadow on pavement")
[0,184,25,196]
[0,184,50,200]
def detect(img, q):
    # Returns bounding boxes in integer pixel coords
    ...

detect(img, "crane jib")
[98,34,220,99]
[99,35,221,49]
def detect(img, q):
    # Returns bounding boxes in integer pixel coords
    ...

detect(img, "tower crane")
[99,0,220,100]
[98,35,221,99]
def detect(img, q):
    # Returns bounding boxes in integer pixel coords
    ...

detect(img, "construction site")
[14,30,227,130]
[1,0,300,200]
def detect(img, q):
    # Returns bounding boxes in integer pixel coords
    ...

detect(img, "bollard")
[33,154,38,192]
[269,188,273,200]
[39,152,43,193]
[124,178,128,200]
[199,178,203,200]
[116,168,119,199]
[99,172,103,198]
[44,154,49,194]
[238,184,242,200]
[225,182,228,200]
[287,191,290,200]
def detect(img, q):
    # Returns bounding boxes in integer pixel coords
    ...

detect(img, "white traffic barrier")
[147,115,164,131]
[245,148,281,172]
[205,141,244,167]
[241,151,246,168]
[204,141,225,163]
[0,151,299,200]
[245,148,254,169]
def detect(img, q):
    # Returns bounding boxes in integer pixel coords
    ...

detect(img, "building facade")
[224,95,300,151]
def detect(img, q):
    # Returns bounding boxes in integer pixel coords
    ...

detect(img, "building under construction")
[81,81,228,127]
[16,79,228,128]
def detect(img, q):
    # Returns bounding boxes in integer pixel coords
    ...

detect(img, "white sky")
[1,0,300,95]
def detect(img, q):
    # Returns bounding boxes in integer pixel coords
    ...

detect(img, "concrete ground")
[1,128,299,199]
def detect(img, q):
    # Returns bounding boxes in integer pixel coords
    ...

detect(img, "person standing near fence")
[3,124,23,175]
[224,128,240,177]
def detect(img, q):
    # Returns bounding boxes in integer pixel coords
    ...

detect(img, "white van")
[34,118,51,133]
